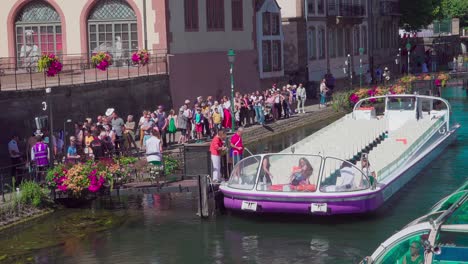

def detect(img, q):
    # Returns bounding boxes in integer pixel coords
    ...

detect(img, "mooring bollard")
[197,175,209,218]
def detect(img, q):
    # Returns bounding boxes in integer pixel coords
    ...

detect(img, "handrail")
[377,118,444,180]
[353,94,451,130]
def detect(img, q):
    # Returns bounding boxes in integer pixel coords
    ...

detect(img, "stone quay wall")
[0,75,171,163]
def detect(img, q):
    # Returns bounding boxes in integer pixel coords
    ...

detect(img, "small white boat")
[361,181,468,263]
[220,94,459,215]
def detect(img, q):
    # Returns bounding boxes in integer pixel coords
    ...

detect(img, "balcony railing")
[0,49,168,91]
[380,1,400,16]
[328,2,365,17]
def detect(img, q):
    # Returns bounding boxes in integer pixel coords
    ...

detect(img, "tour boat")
[360,181,468,264]
[219,94,460,215]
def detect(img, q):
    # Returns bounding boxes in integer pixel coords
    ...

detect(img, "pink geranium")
[350,93,360,104]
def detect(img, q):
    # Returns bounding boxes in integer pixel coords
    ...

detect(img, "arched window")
[15,1,62,67]
[308,26,316,60]
[318,27,326,59]
[87,0,138,62]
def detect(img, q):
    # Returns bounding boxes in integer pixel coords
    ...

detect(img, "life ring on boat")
[439,126,446,135]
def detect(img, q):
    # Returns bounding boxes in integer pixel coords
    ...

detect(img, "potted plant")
[37,54,63,77]
[131,49,150,66]
[91,52,112,71]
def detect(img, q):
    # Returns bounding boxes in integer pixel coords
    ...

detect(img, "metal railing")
[328,2,365,17]
[0,49,169,91]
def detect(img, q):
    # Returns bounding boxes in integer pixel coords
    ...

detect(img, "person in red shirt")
[210,129,227,182]
[230,127,244,166]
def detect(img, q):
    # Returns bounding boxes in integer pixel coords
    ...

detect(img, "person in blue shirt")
[67,136,80,162]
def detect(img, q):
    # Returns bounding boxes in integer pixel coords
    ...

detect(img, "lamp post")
[359,48,364,89]
[345,54,352,90]
[63,119,72,150]
[395,48,401,76]
[46,87,54,165]
[406,42,411,75]
[227,49,236,132]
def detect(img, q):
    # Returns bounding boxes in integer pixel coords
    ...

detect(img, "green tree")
[439,0,468,27]
[400,0,438,31]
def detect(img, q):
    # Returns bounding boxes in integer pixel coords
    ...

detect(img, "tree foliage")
[438,0,468,27]
[400,0,437,31]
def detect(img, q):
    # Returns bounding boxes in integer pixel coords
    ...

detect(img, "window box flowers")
[37,54,63,77]
[91,52,112,71]
[131,49,150,66]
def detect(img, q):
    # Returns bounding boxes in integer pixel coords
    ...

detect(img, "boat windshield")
[387,97,416,111]
[255,154,322,192]
[227,156,261,190]
[227,154,322,192]
[319,157,371,193]
[430,191,467,213]
[374,230,430,264]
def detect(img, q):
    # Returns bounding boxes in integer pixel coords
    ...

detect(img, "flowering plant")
[437,73,449,81]
[46,161,115,196]
[91,52,112,71]
[37,54,63,77]
[131,49,150,66]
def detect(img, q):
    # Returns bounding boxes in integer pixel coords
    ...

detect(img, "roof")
[256,0,281,12]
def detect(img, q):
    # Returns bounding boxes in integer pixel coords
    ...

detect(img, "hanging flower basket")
[131,49,150,66]
[37,54,63,77]
[91,52,112,71]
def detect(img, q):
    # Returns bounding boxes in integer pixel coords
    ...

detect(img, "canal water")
[1,99,467,264]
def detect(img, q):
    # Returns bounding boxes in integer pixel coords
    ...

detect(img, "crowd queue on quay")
[8,77,341,183]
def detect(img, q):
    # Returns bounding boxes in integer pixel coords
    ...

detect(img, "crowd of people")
[8,80,337,182]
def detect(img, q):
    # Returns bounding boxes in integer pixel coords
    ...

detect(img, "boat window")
[387,97,416,111]
[319,158,370,193]
[374,230,429,264]
[433,231,468,263]
[227,156,261,190]
[255,154,322,192]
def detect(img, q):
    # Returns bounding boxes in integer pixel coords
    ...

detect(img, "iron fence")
[0,49,169,91]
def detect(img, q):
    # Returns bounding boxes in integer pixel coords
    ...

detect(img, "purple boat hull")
[223,192,384,215]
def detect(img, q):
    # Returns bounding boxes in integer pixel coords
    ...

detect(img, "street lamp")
[406,42,411,75]
[46,87,55,165]
[345,54,352,90]
[63,119,72,151]
[359,48,364,89]
[227,49,236,132]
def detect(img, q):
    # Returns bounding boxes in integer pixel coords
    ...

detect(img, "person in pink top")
[230,127,244,165]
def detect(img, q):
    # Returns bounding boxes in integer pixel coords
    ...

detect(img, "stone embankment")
[242,105,345,145]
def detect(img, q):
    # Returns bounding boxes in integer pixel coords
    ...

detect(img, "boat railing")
[378,118,445,180]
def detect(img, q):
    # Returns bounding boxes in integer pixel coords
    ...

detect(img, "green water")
[1,100,467,264]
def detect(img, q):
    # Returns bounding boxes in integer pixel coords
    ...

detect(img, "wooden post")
[197,175,209,218]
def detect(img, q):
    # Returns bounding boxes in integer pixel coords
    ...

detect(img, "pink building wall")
[169,50,260,107]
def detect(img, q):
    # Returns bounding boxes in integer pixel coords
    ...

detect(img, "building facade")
[0,0,284,106]
[277,0,400,89]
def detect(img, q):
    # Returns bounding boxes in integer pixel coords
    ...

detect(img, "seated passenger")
[259,156,273,185]
[336,162,357,191]
[360,157,377,186]
[290,158,313,186]
[401,241,423,264]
